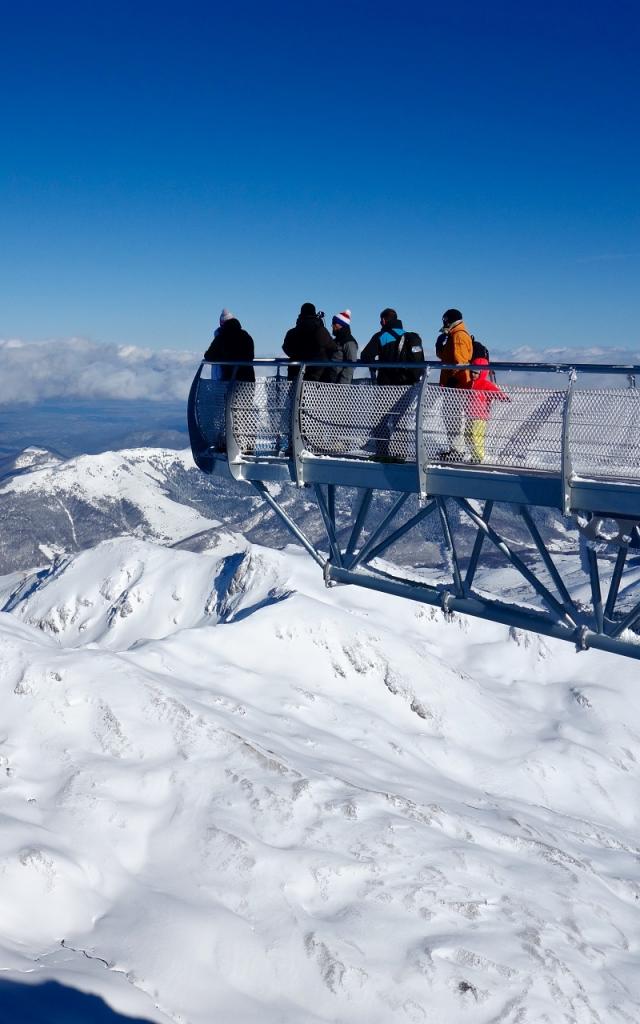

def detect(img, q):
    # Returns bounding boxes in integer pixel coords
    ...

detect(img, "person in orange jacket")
[437,308,473,460]
[438,308,473,388]
[465,356,509,463]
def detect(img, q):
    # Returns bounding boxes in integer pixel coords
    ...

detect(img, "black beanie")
[442,308,463,327]
[300,302,316,317]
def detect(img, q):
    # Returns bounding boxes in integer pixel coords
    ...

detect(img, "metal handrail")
[200,358,640,376]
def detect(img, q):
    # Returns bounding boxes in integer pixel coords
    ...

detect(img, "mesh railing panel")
[570,389,640,479]
[300,380,419,460]
[229,377,295,456]
[195,368,640,482]
[195,379,229,451]
[420,384,566,471]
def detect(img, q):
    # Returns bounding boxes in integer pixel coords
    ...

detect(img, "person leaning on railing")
[204,309,255,382]
[436,308,473,462]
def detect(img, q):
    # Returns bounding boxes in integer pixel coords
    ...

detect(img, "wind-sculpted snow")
[1,538,639,1022]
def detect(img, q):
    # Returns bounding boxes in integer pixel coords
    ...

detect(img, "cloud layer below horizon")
[0,338,198,405]
[1,337,638,406]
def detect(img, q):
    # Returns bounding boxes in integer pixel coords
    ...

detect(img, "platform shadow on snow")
[0,978,155,1024]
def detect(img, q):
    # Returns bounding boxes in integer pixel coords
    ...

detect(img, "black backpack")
[470,335,497,381]
[393,330,425,384]
[471,336,490,361]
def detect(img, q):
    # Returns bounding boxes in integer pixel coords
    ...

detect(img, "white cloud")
[0,337,199,405]
[502,343,640,365]
[0,337,637,408]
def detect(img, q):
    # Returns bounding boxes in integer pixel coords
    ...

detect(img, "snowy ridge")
[1,537,639,1022]
[0,446,231,573]
[0,447,217,545]
[1,536,291,651]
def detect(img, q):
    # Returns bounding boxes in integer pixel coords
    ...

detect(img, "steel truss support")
[586,546,604,634]
[464,500,492,594]
[436,498,464,597]
[314,485,343,567]
[325,563,640,661]
[251,477,640,660]
[355,499,437,567]
[249,481,325,568]
[604,546,628,624]
[519,504,578,618]
[347,493,410,569]
[345,489,374,563]
[455,497,577,628]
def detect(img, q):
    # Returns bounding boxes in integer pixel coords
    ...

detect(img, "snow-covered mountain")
[0,444,579,585]
[1,533,639,1022]
[0,447,228,572]
[1,438,639,1021]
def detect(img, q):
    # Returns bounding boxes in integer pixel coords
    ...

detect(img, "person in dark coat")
[360,308,424,385]
[204,310,255,382]
[282,302,338,381]
[331,310,358,384]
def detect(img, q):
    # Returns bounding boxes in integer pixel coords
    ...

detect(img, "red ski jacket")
[467,359,509,420]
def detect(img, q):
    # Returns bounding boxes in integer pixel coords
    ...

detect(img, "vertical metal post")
[225,366,241,469]
[561,369,576,515]
[416,366,432,501]
[292,364,306,486]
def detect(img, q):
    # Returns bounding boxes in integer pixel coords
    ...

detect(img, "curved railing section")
[188,359,640,514]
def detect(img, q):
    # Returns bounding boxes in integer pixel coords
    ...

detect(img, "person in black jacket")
[360,308,424,459]
[204,312,255,382]
[360,308,424,385]
[283,302,338,381]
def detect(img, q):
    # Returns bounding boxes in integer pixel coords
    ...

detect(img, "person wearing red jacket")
[465,357,509,463]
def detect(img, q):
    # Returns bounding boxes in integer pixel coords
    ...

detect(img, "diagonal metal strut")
[455,497,577,628]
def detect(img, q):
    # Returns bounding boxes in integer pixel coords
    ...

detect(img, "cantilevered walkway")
[188,359,640,660]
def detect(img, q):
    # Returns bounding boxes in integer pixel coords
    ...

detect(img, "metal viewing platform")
[188,359,640,660]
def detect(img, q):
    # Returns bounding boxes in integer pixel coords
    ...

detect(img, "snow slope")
[1,536,639,1023]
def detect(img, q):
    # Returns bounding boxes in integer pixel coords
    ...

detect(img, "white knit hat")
[219,308,234,325]
[332,309,351,328]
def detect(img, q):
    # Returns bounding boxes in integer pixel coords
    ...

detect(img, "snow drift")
[1,535,639,1022]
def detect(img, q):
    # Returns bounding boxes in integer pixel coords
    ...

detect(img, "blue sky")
[1,0,638,356]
